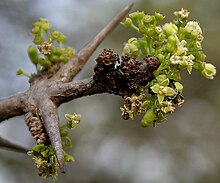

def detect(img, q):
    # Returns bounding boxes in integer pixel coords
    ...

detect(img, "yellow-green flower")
[201,63,216,79]
[150,75,176,103]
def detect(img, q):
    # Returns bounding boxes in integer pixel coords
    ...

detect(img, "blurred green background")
[0,0,219,183]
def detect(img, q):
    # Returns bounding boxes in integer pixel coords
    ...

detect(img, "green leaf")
[63,151,74,163]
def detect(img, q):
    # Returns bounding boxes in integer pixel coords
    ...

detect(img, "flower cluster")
[17,18,75,77]
[27,113,80,180]
[121,9,216,127]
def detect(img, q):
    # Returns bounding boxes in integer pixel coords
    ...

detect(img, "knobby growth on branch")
[0,3,216,180]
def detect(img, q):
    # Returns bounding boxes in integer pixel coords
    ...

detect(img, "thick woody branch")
[50,77,106,105]
[52,3,134,82]
[0,92,28,122]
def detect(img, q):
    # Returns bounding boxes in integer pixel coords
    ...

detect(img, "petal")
[187,65,193,74]
[157,94,164,103]
[156,75,167,84]
[166,87,176,96]
[151,83,160,93]
[174,82,183,92]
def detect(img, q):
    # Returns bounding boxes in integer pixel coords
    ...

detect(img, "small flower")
[161,101,175,114]
[170,55,181,65]
[201,63,216,79]
[38,42,52,55]
[174,8,190,22]
[155,26,162,34]
[176,40,188,55]
[194,41,202,50]
[151,75,176,103]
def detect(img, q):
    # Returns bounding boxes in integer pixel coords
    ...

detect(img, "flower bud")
[166,35,177,52]
[143,15,153,23]
[185,21,202,38]
[33,35,44,45]
[122,18,133,26]
[28,45,39,65]
[163,23,178,36]
[129,11,145,20]
[141,109,156,127]
[201,63,216,79]
[154,12,165,21]
[51,30,61,41]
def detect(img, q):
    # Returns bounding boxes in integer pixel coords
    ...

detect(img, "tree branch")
[52,2,134,82]
[0,91,28,122]
[0,3,134,173]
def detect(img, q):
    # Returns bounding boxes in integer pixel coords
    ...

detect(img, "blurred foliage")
[0,0,220,183]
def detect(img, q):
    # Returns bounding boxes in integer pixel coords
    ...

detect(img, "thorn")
[0,136,29,154]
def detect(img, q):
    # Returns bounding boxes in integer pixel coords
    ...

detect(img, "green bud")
[33,35,44,45]
[39,18,49,23]
[141,109,157,127]
[129,11,145,20]
[143,15,153,23]
[166,35,177,52]
[122,18,133,26]
[16,68,23,76]
[51,30,61,40]
[60,128,68,137]
[28,45,39,65]
[16,68,30,78]
[38,58,52,68]
[196,52,206,62]
[163,23,178,36]
[138,24,148,34]
[201,63,216,79]
[41,22,50,31]
[146,27,154,37]
[31,26,41,34]
[58,34,67,43]
[154,12,165,21]
[52,47,64,56]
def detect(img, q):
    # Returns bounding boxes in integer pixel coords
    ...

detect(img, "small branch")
[0,136,29,153]
[52,3,134,82]
[0,92,28,122]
